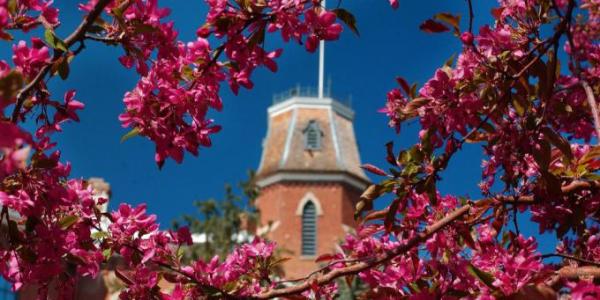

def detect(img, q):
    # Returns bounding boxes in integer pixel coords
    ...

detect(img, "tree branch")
[557,266,600,278]
[541,253,600,267]
[494,180,600,204]
[11,0,112,123]
[252,205,472,299]
[582,80,600,143]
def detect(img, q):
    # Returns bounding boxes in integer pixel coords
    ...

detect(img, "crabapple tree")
[0,0,599,299]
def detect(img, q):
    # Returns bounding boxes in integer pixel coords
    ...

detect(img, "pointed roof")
[256,91,369,190]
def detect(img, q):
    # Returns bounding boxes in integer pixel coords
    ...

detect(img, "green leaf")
[112,6,124,19]
[580,146,600,165]
[444,53,456,67]
[467,264,496,289]
[44,28,68,52]
[333,8,359,36]
[120,127,140,143]
[424,175,437,205]
[384,198,401,231]
[57,58,70,80]
[59,215,79,229]
[0,70,23,100]
[7,0,17,15]
[248,25,266,49]
[91,231,109,239]
[133,23,157,34]
[103,248,113,260]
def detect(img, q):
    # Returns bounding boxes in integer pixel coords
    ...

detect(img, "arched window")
[301,201,317,256]
[303,120,322,150]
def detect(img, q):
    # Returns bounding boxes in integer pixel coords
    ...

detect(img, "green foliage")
[172,170,260,262]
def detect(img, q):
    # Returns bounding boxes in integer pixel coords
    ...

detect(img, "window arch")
[303,120,322,150]
[301,201,317,256]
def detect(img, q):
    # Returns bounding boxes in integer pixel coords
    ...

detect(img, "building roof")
[256,93,369,190]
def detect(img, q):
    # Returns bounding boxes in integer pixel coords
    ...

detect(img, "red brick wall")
[256,181,361,279]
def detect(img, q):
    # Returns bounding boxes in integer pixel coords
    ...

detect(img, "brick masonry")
[256,181,363,279]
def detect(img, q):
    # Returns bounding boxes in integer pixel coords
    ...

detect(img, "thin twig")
[275,256,376,284]
[11,0,112,123]
[466,0,474,33]
[582,80,600,143]
[541,253,600,267]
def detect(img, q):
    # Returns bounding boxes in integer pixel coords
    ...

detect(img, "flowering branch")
[11,0,113,123]
[253,205,472,299]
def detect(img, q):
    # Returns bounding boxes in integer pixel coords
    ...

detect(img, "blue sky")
[4,0,558,251]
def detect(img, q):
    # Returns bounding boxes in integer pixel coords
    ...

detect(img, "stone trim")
[257,113,272,172]
[295,192,324,216]
[257,172,369,191]
[327,107,343,168]
[279,108,298,167]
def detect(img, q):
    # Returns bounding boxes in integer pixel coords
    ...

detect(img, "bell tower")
[255,88,369,279]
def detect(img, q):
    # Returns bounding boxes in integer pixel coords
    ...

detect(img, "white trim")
[257,114,272,171]
[257,172,369,191]
[327,107,344,168]
[268,96,354,120]
[295,192,324,216]
[280,108,298,167]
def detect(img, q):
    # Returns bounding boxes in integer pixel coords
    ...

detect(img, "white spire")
[318,0,326,99]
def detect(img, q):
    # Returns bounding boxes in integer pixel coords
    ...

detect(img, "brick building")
[255,88,369,279]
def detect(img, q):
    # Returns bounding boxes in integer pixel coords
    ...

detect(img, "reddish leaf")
[315,253,336,263]
[384,198,401,231]
[361,208,389,224]
[419,19,450,33]
[395,76,411,96]
[491,7,504,19]
[361,163,388,176]
[434,12,461,34]
[115,268,134,285]
[333,8,359,36]
[385,142,397,166]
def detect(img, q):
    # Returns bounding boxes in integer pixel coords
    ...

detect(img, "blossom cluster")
[78,0,347,167]
[0,0,58,40]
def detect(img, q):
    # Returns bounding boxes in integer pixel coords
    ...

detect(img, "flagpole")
[318,0,326,99]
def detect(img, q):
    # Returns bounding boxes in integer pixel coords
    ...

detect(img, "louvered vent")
[301,201,317,256]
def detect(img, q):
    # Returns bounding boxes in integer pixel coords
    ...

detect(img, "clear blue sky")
[4,0,556,251]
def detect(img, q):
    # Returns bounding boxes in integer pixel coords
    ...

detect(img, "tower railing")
[272,85,352,107]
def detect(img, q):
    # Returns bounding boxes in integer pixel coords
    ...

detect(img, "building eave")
[268,96,355,120]
[256,170,370,191]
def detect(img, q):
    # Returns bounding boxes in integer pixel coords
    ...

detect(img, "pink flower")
[571,282,600,300]
[12,38,50,79]
[304,10,343,52]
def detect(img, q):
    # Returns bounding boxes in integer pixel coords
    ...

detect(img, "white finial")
[318,0,326,99]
